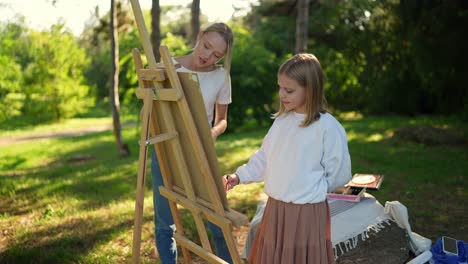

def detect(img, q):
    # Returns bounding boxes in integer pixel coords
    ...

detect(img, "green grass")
[0,102,140,138]
[0,113,467,263]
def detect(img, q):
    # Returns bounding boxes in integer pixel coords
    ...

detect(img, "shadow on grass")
[0,155,27,171]
[0,130,150,223]
[0,215,153,264]
[0,129,157,263]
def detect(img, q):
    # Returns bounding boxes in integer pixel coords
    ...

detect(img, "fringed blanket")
[330,194,392,257]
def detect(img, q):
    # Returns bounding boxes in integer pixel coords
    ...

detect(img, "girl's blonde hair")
[274,53,328,126]
[199,22,234,74]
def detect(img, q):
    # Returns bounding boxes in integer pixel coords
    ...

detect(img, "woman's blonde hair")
[199,22,234,74]
[273,53,328,126]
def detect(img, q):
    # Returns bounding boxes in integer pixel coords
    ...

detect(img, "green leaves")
[0,22,91,123]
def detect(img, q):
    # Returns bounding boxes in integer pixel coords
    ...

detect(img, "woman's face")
[192,31,227,69]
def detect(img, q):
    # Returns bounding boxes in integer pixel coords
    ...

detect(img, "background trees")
[243,0,468,119]
[110,0,130,157]
[0,20,91,125]
[0,0,466,130]
[190,0,200,45]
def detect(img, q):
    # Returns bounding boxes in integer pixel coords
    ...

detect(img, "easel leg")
[222,225,243,264]
[167,200,192,264]
[193,212,214,253]
[132,94,153,264]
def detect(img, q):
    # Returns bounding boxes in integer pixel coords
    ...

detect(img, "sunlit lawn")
[0,113,466,263]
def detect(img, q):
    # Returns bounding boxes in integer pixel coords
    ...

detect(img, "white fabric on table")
[384,201,432,255]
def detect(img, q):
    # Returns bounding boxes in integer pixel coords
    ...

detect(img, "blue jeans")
[151,150,233,264]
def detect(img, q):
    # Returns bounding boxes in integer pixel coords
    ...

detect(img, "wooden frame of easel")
[129,1,248,263]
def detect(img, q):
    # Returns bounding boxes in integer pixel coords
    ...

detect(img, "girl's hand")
[223,173,239,191]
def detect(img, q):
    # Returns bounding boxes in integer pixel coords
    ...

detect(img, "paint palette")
[347,173,384,190]
[351,175,376,185]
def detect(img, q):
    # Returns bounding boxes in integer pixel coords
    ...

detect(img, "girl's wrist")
[233,173,240,185]
[212,129,218,137]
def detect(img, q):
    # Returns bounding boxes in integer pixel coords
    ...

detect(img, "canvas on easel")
[129,1,248,263]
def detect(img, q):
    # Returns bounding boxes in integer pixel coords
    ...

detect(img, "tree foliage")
[1,1,466,128]
[229,25,281,130]
[0,20,91,124]
[0,22,24,122]
[242,0,468,118]
[80,4,193,113]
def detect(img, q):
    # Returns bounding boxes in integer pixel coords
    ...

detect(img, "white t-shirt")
[176,65,231,126]
[235,112,352,204]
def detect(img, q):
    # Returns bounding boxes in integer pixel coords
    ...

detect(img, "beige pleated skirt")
[247,197,335,264]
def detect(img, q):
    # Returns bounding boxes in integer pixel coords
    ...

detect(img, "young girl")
[151,22,234,264]
[224,53,351,264]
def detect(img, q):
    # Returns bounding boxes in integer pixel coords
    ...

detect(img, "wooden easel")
[129,1,248,263]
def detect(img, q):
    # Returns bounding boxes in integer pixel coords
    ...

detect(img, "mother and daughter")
[150,21,351,264]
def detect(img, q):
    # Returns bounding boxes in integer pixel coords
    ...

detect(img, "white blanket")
[330,194,392,256]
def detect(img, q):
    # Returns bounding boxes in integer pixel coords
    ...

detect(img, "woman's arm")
[211,103,228,141]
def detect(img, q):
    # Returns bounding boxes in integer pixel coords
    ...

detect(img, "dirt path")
[0,123,136,147]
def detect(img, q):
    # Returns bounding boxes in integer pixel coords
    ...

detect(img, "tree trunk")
[191,0,200,45]
[151,0,161,61]
[295,0,310,53]
[110,0,130,157]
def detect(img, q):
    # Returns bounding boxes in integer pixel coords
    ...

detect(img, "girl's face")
[192,31,227,69]
[278,74,306,114]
